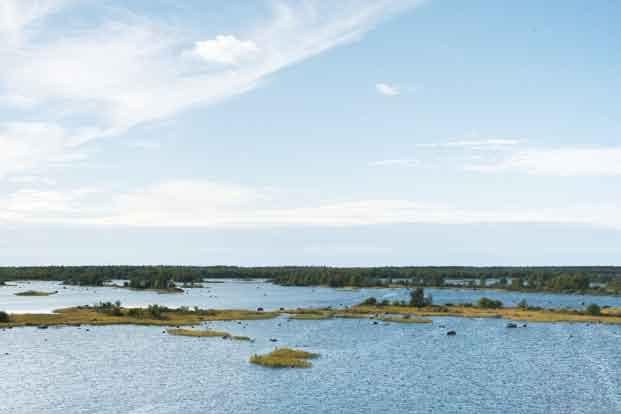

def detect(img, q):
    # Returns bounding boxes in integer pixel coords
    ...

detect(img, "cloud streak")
[2,179,620,230]
[467,147,621,176]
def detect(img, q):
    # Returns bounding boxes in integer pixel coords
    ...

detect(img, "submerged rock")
[446,330,457,336]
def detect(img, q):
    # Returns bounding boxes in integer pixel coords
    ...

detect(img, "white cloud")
[368,159,419,167]
[0,0,70,45]
[376,82,399,96]
[467,147,621,176]
[192,35,260,65]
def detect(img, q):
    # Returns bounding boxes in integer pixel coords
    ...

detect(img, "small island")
[167,328,252,341]
[250,348,320,368]
[14,290,58,297]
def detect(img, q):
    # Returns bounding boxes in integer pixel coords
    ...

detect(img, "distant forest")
[1,266,620,294]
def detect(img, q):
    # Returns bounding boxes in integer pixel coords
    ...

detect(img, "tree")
[477,297,503,309]
[360,297,377,306]
[0,310,9,323]
[585,303,601,316]
[409,288,432,307]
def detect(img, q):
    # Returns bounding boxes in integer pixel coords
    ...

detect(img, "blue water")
[1,280,621,413]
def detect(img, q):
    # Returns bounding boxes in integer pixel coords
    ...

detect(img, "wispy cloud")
[375,82,400,96]
[417,139,521,149]
[0,0,425,178]
[467,147,621,176]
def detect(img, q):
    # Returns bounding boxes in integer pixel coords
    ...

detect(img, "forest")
[0,265,620,294]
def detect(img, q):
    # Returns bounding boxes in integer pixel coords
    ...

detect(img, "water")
[2,280,621,314]
[1,281,621,413]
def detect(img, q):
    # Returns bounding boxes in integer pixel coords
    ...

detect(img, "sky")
[0,0,620,266]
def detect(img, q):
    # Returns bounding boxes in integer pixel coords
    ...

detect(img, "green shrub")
[477,297,503,309]
[360,297,377,306]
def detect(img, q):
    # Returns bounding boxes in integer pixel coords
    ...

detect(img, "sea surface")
[1,280,621,413]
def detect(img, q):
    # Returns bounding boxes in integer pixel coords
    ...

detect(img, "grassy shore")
[349,305,621,324]
[14,290,57,296]
[0,306,279,328]
[250,348,319,368]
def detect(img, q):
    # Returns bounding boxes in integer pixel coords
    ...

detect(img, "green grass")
[250,348,320,368]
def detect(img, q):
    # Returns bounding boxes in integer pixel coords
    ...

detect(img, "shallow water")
[2,316,621,413]
[2,279,620,313]
[1,281,621,414]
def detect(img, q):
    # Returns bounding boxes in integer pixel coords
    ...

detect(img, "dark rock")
[257,307,264,312]
[506,323,518,328]
[446,330,457,336]
[269,338,278,342]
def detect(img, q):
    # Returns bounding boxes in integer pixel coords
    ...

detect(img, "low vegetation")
[250,348,319,368]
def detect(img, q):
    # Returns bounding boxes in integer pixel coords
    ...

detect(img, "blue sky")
[0,0,619,265]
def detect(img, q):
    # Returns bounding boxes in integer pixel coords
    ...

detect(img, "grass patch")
[14,290,57,297]
[250,348,319,368]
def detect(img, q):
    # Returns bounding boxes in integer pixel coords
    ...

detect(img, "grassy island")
[250,348,319,368]
[166,328,253,341]
[167,328,232,338]
[14,290,57,296]
[0,304,279,328]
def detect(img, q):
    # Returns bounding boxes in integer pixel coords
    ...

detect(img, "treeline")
[0,266,620,294]
[0,266,211,287]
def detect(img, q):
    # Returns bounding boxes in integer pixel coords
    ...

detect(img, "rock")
[279,307,285,311]
[446,330,456,336]
[506,323,518,328]
[373,321,379,325]
[37,325,48,329]
[269,338,278,342]
[522,324,527,328]
[257,307,264,312]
